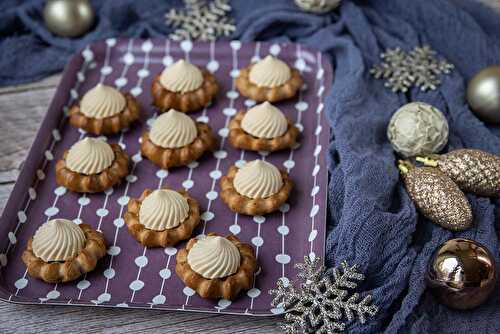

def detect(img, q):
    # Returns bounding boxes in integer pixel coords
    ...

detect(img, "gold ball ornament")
[427,238,496,310]
[43,0,95,38]
[467,65,500,124]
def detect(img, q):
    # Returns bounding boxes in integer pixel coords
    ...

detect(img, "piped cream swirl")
[187,236,240,279]
[149,109,198,148]
[249,55,291,87]
[234,160,283,199]
[66,137,115,175]
[241,101,288,138]
[80,84,126,119]
[32,219,86,262]
[139,189,190,231]
[160,59,204,93]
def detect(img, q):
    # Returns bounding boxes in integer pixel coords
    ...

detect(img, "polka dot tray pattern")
[0,39,332,315]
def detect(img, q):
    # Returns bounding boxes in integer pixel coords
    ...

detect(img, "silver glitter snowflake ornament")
[166,0,236,41]
[370,45,454,93]
[269,256,378,333]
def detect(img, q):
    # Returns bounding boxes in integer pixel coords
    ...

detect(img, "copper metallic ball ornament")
[427,238,496,310]
[43,0,95,38]
[467,66,500,124]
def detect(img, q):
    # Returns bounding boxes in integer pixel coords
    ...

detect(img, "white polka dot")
[258,150,269,157]
[277,225,289,235]
[229,224,241,235]
[251,56,260,63]
[223,108,237,117]
[98,293,111,302]
[311,186,320,197]
[205,191,218,200]
[123,53,135,65]
[141,40,153,52]
[119,142,126,150]
[8,232,16,244]
[114,218,125,228]
[217,299,232,308]
[283,160,295,170]
[100,66,112,75]
[295,101,308,112]
[15,278,27,290]
[46,290,60,299]
[252,236,264,247]
[314,145,322,157]
[115,77,127,87]
[206,60,219,73]
[187,161,199,169]
[295,123,304,132]
[44,207,59,217]
[52,129,61,141]
[131,87,142,96]
[226,91,239,99]
[235,160,246,168]
[279,277,290,286]
[77,279,90,290]
[73,218,82,225]
[196,115,209,123]
[247,288,261,298]
[104,187,114,195]
[181,40,193,52]
[317,86,325,97]
[315,125,323,136]
[164,247,177,256]
[230,69,240,78]
[308,230,318,242]
[108,246,121,256]
[17,211,27,223]
[28,187,37,200]
[269,44,281,55]
[116,302,129,307]
[214,150,227,159]
[129,280,144,291]
[294,58,306,71]
[37,169,45,180]
[271,307,285,315]
[118,196,130,206]
[45,150,54,161]
[230,40,241,50]
[0,254,6,267]
[77,72,85,82]
[82,48,94,61]
[310,204,320,217]
[135,256,148,268]
[137,68,150,78]
[78,196,90,206]
[309,252,316,261]
[182,179,194,189]
[316,68,325,80]
[106,38,116,47]
[312,165,320,176]
[201,211,214,221]
[104,268,115,279]
[209,170,222,179]
[253,216,266,224]
[159,268,171,279]
[132,153,142,163]
[96,208,109,218]
[183,286,196,296]
[152,294,166,304]
[279,203,290,213]
[218,128,229,138]
[156,169,168,179]
[126,175,138,183]
[244,99,256,107]
[275,254,291,264]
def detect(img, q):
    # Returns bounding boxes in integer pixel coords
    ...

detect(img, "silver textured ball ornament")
[427,238,496,310]
[295,0,341,13]
[467,66,500,124]
[43,0,95,38]
[387,102,449,158]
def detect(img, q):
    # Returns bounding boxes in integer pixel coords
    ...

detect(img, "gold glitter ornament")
[417,149,500,197]
[398,161,473,231]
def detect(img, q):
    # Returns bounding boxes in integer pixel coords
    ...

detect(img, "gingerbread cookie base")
[124,188,200,247]
[175,234,257,300]
[235,66,303,103]
[140,122,217,169]
[22,224,107,283]
[229,110,300,152]
[220,166,293,215]
[151,70,218,113]
[69,93,140,135]
[55,143,130,193]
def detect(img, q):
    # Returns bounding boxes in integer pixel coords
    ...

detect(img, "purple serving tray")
[0,39,332,316]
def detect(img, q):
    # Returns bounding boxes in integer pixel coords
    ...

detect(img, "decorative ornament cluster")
[165,0,236,41]
[269,256,378,333]
[370,46,454,93]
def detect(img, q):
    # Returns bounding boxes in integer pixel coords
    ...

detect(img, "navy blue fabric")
[1,0,500,332]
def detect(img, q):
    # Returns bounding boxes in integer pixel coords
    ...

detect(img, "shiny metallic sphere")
[467,66,500,124]
[43,0,95,38]
[427,238,496,310]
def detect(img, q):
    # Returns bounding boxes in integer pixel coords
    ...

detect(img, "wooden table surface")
[0,75,280,334]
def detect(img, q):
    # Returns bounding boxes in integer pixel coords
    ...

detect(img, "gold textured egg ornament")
[427,238,496,310]
[43,0,95,38]
[398,160,473,231]
[467,66,500,124]
[417,149,500,197]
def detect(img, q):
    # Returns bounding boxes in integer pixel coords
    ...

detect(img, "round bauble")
[426,238,496,310]
[43,0,95,38]
[387,102,449,158]
[467,66,500,124]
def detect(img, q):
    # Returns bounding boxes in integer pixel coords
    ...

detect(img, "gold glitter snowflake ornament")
[269,256,378,333]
